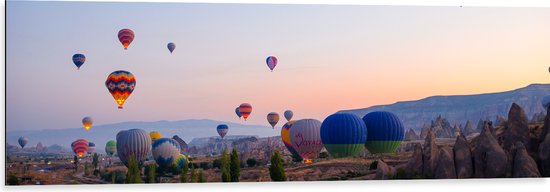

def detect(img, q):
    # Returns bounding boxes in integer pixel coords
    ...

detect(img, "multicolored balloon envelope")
[167,42,176,53]
[174,154,187,170]
[152,138,181,168]
[87,142,96,155]
[238,103,252,121]
[118,29,135,50]
[105,140,117,156]
[289,119,323,162]
[150,131,162,142]
[266,56,278,71]
[71,139,89,157]
[320,113,366,158]
[284,110,293,121]
[18,137,29,148]
[362,111,405,154]
[72,54,86,70]
[116,129,151,167]
[235,107,242,119]
[105,70,136,109]
[281,120,299,156]
[217,124,229,139]
[82,116,93,131]
[267,112,280,128]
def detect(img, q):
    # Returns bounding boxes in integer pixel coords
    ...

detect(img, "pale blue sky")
[7,1,550,131]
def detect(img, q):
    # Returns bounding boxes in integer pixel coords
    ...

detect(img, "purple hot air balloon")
[266,56,278,72]
[167,42,176,53]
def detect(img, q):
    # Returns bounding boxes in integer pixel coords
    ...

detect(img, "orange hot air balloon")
[267,112,280,128]
[82,116,93,131]
[238,103,252,121]
[118,29,135,50]
[105,70,136,109]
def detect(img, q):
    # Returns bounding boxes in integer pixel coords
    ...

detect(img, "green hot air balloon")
[105,140,117,156]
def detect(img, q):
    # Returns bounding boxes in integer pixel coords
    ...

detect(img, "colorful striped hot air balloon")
[71,139,89,157]
[320,113,366,158]
[82,116,93,131]
[105,70,136,109]
[362,111,405,154]
[105,140,117,156]
[152,138,181,168]
[217,124,229,139]
[284,110,294,121]
[281,120,299,156]
[175,154,187,170]
[266,56,278,72]
[267,112,280,128]
[167,42,176,53]
[116,129,151,167]
[150,131,162,142]
[72,54,86,70]
[18,137,28,148]
[87,142,96,156]
[235,107,242,119]
[238,103,252,121]
[289,119,323,163]
[118,29,135,50]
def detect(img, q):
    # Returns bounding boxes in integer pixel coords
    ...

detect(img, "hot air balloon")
[152,138,181,168]
[150,131,162,142]
[217,124,229,139]
[87,142,96,156]
[284,110,293,121]
[116,129,151,167]
[267,112,280,128]
[71,139,89,157]
[235,107,242,119]
[362,111,405,154]
[238,103,252,121]
[175,154,187,170]
[320,113,366,158]
[542,95,550,109]
[18,137,29,148]
[118,29,135,50]
[82,116,93,131]
[72,54,86,70]
[266,56,278,72]
[105,140,117,156]
[281,120,299,156]
[289,119,323,163]
[105,70,136,109]
[167,42,176,53]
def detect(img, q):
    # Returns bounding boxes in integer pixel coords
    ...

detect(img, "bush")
[291,153,303,162]
[319,152,329,158]
[7,173,19,185]
[246,158,257,167]
[212,159,222,169]
[199,162,210,170]
[369,160,378,170]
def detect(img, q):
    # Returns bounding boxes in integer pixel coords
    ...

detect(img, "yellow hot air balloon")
[150,131,162,142]
[82,116,93,131]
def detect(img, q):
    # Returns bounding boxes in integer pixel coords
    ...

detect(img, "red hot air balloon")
[118,29,135,50]
[266,56,278,72]
[239,103,252,121]
[71,139,89,157]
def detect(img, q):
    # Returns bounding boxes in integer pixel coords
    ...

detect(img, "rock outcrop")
[405,128,419,141]
[375,160,395,180]
[422,128,439,177]
[473,123,508,178]
[495,115,507,127]
[403,143,423,176]
[540,134,550,177]
[420,124,430,139]
[499,103,530,153]
[512,142,541,177]
[434,148,457,179]
[462,120,476,137]
[431,115,455,138]
[453,134,473,178]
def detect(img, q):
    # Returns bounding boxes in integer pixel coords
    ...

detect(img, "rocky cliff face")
[339,84,550,131]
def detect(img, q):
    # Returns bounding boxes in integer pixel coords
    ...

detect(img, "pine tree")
[221,148,231,182]
[180,160,189,183]
[146,163,156,183]
[84,162,89,176]
[230,148,240,182]
[190,165,197,182]
[126,155,143,183]
[198,170,206,183]
[73,155,79,171]
[269,150,287,181]
[111,171,116,184]
[92,153,99,170]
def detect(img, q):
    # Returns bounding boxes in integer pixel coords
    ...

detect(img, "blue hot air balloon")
[320,113,367,158]
[72,54,86,70]
[152,138,181,168]
[167,42,176,53]
[18,137,29,148]
[217,124,229,139]
[116,129,151,167]
[284,110,294,121]
[362,111,405,154]
[175,154,187,170]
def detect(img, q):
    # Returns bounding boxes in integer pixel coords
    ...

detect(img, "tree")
[111,171,116,184]
[126,155,143,183]
[199,162,210,170]
[198,170,206,183]
[230,148,240,182]
[180,160,189,183]
[92,153,99,170]
[7,172,19,185]
[319,152,329,158]
[190,164,197,182]
[212,159,222,169]
[246,158,257,167]
[291,153,303,162]
[73,155,79,171]
[220,148,231,182]
[84,162,90,176]
[269,150,287,181]
[146,163,156,183]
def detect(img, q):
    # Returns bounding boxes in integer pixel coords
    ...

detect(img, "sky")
[6,1,550,131]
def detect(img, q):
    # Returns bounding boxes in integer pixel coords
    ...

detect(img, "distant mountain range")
[339,84,550,131]
[7,119,278,154]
